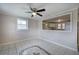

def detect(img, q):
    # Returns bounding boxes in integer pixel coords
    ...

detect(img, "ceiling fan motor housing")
[32,8,37,12]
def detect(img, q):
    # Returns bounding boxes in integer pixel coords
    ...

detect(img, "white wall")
[0,14,39,44]
[39,8,78,51]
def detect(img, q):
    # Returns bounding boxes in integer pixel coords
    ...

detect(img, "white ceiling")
[0,3,79,20]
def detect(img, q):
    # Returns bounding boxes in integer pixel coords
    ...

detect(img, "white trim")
[39,37,77,52]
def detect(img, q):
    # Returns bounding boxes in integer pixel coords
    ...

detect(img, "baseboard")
[39,37,77,52]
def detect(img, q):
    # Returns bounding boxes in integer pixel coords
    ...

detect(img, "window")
[57,23,65,29]
[17,18,28,30]
[57,24,62,29]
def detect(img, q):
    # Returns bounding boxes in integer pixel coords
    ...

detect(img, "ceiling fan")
[25,6,46,17]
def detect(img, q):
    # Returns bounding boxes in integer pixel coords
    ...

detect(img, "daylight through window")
[17,18,28,30]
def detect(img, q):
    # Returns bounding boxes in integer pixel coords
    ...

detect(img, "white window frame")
[57,23,65,29]
[17,18,28,30]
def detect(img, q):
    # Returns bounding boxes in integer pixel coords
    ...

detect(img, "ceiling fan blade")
[25,11,32,13]
[36,13,43,17]
[37,9,45,12]
[29,6,34,12]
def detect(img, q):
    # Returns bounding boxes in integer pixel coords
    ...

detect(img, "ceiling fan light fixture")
[32,12,37,16]
[25,6,45,17]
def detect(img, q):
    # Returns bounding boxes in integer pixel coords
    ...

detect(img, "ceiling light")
[32,12,37,16]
